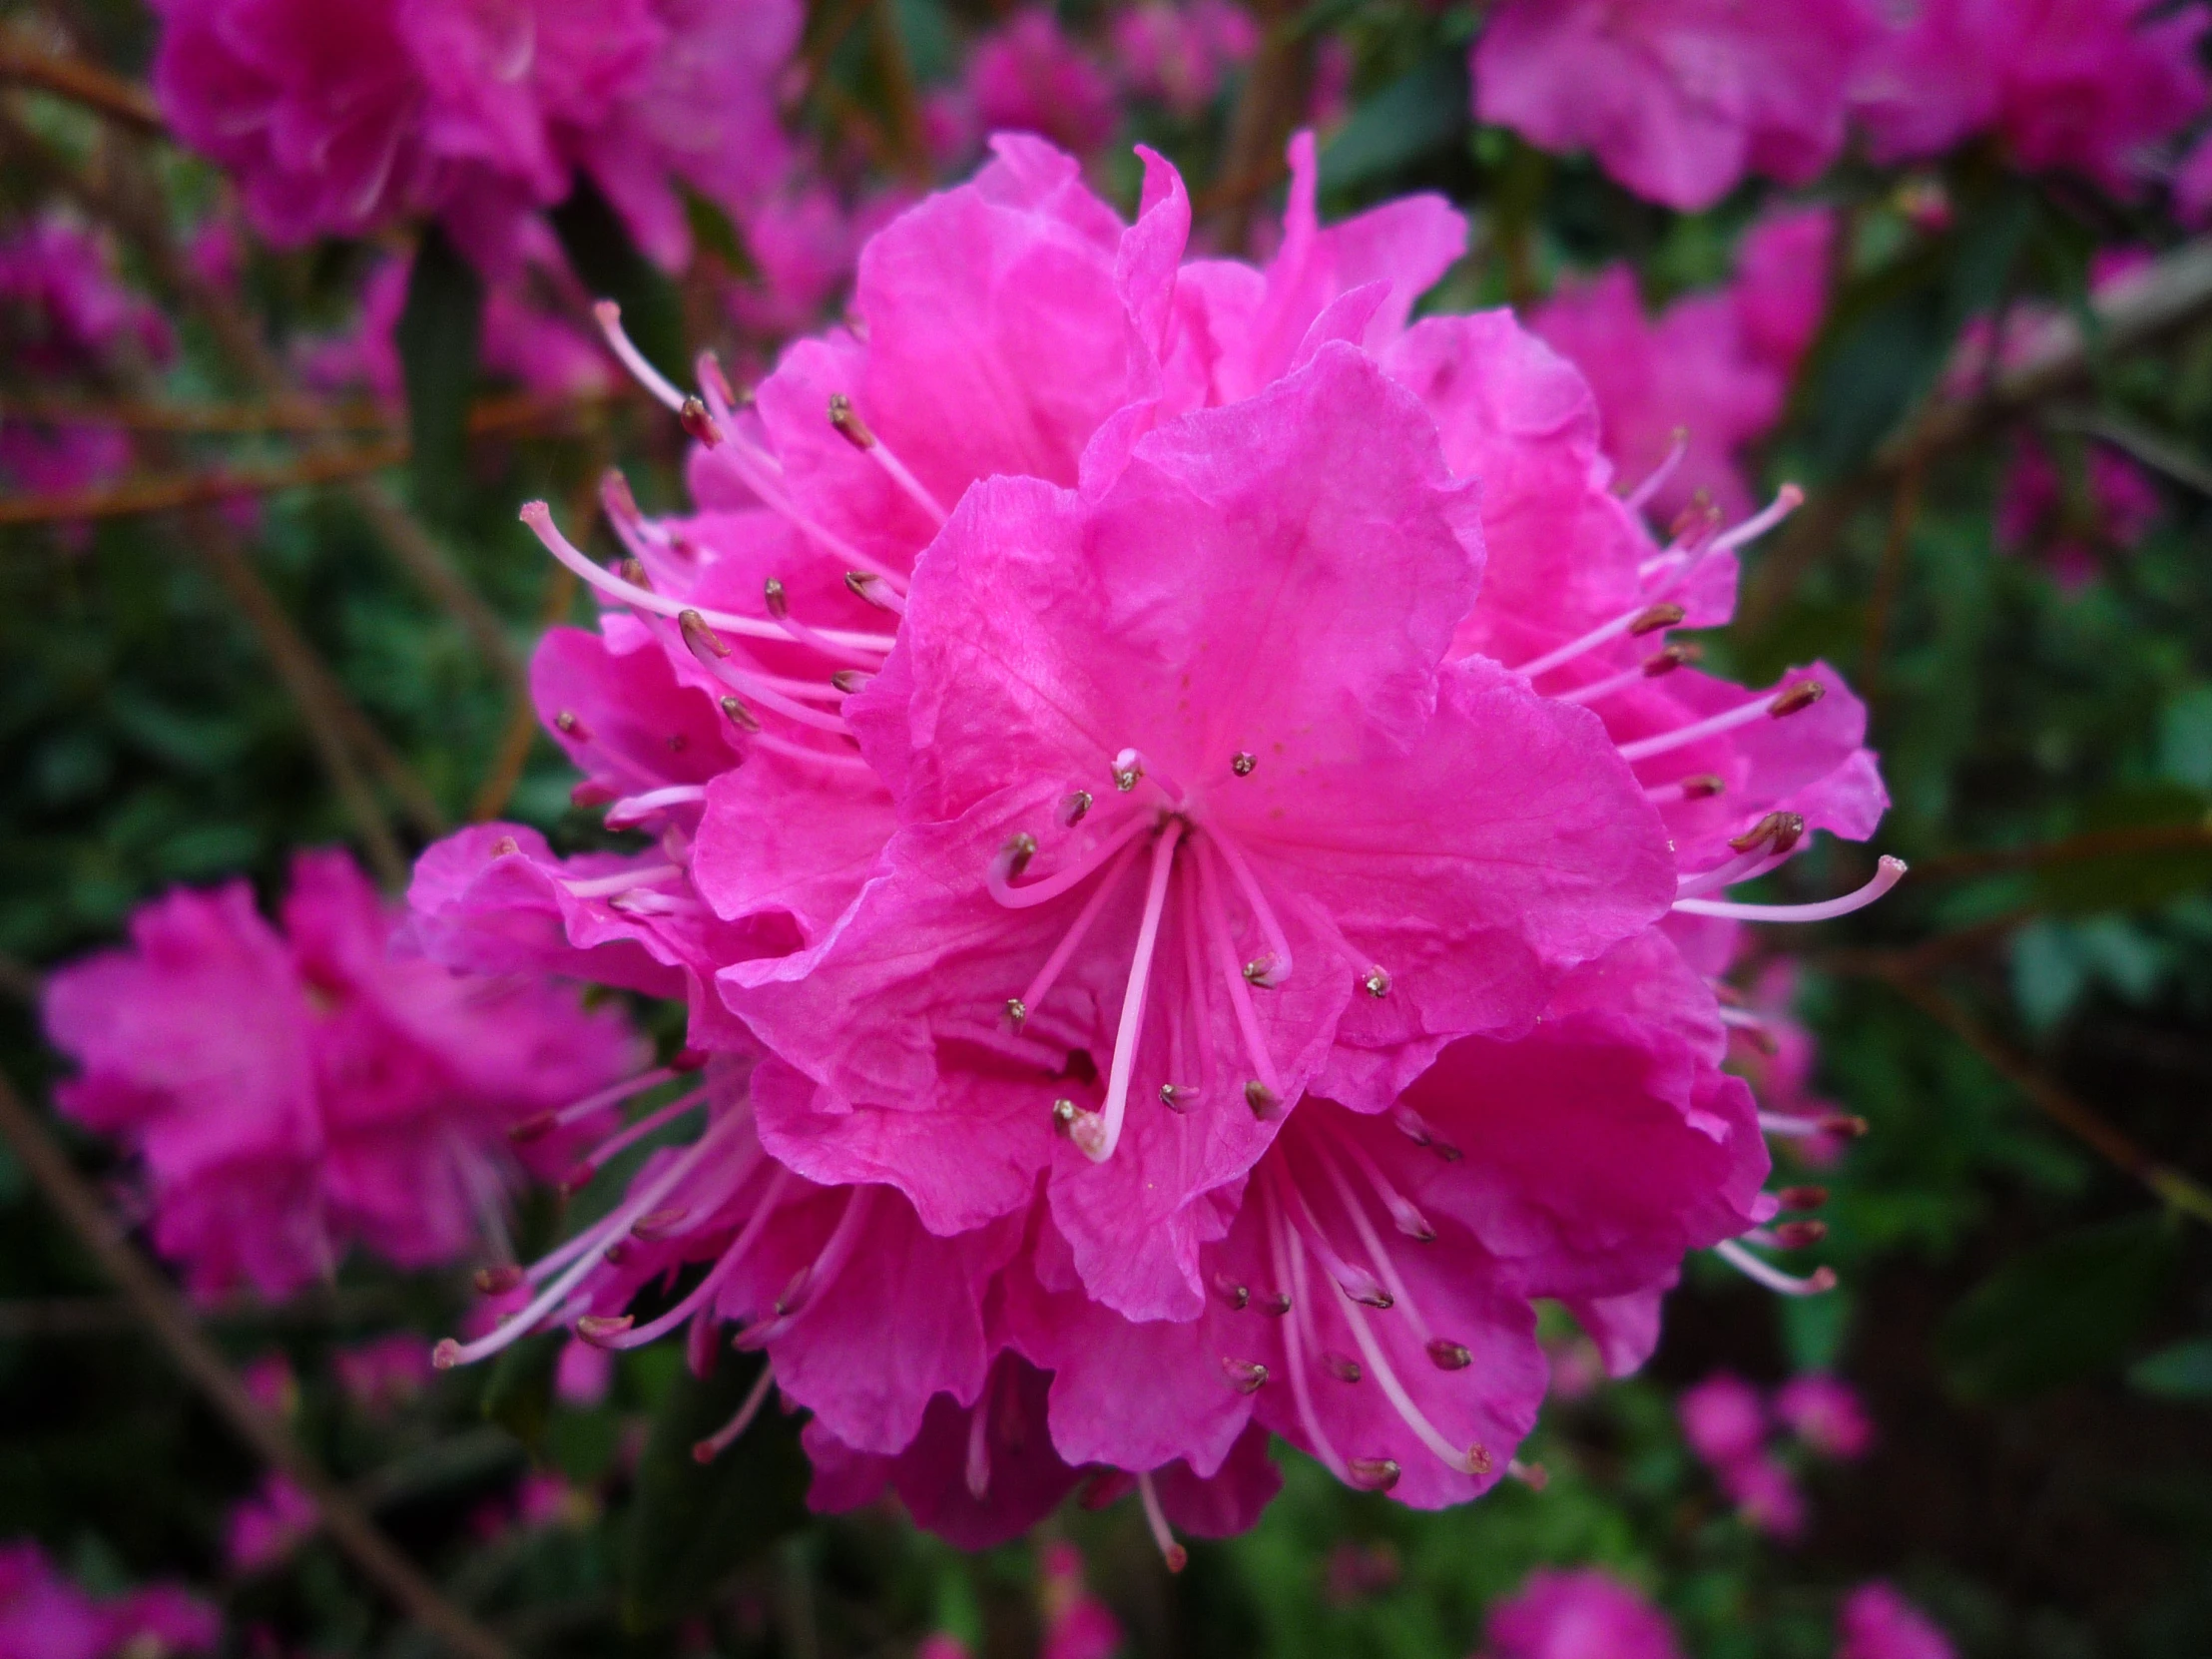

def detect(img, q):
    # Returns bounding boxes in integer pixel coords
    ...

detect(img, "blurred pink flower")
[1854,0,2209,193]
[42,848,644,1304]
[1777,1371,1874,1459]
[1721,1450,1808,1539]
[556,1333,616,1406]
[0,1540,219,1659]
[149,0,801,272]
[2177,128,2212,224]
[1473,0,1879,211]
[333,1332,434,1415]
[1836,1582,1956,1659]
[1996,435,2160,591]
[726,184,910,344]
[1678,1371,1767,1468]
[226,1474,319,1574]
[1039,1540,1123,1659]
[241,1351,298,1417]
[1112,1,1259,117]
[958,9,1120,160]
[1733,207,1836,379]
[1479,1566,1683,1659]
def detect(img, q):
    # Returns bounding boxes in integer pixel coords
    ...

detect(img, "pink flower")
[226,1473,319,1574]
[1733,207,1836,379]
[1677,1371,1767,1468]
[1836,1582,1956,1659]
[1472,0,1879,212]
[2177,128,2212,224]
[333,1332,434,1414]
[241,1351,298,1417]
[943,9,1119,163]
[1776,1372,1874,1459]
[0,1542,219,1659]
[1479,1566,1683,1659]
[1996,435,2161,590]
[1112,1,1259,118]
[917,1638,974,1659]
[1038,1541,1123,1659]
[726,184,910,344]
[555,1333,616,1406]
[150,0,801,271]
[1530,266,1785,521]
[1722,1450,1808,1538]
[42,849,643,1303]
[1853,0,2210,193]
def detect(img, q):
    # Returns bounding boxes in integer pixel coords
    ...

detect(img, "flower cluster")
[1678,1369,1874,1538]
[1476,1565,1954,1659]
[41,848,644,1304]
[405,127,1898,1554]
[0,1539,218,1659]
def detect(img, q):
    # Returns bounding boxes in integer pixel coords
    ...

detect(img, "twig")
[1876,971,2212,1227]
[2044,405,2212,500]
[0,1070,513,1659]
[0,388,609,439]
[348,479,528,696]
[0,1288,406,1340]
[1909,820,2212,882]
[0,27,162,131]
[868,0,927,179]
[0,440,407,527]
[1210,0,1311,250]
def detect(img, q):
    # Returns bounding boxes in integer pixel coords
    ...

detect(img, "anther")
[678,396,723,447]
[1323,1351,1364,1383]
[1466,1442,1494,1476]
[489,835,520,859]
[1426,1338,1472,1371]
[1428,1139,1463,1163]
[1160,1083,1194,1111]
[1390,1106,1432,1147]
[1628,602,1686,636]
[719,695,760,733]
[1768,680,1826,718]
[1642,643,1699,676]
[1000,831,1037,881]
[843,570,897,610]
[1258,1291,1291,1317]
[698,351,743,410]
[1508,1458,1547,1490]
[1774,1220,1829,1249]
[1004,997,1027,1028]
[619,556,651,590]
[1729,811,1806,855]
[1681,774,1726,799]
[1363,966,1392,998]
[1245,1080,1280,1119]
[576,1314,635,1345]
[763,577,788,618]
[678,609,730,659]
[602,469,641,526]
[826,392,874,449]
[1112,748,1145,792]
[554,710,588,739]
[1232,751,1257,777]
[631,1207,690,1240]
[1821,1113,1870,1138]
[1051,1098,1078,1133]
[1058,791,1093,827]
[1244,955,1280,987]
[1779,1185,1829,1210]
[1221,1357,1269,1393]
[1211,1272,1249,1311]
[507,1111,555,1144]
[1346,1457,1401,1492]
[474,1265,523,1296]
[431,1339,462,1370]
[830,669,872,694]
[571,781,616,806]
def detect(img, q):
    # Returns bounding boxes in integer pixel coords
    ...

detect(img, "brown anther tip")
[678,395,723,447]
[1259,1291,1292,1317]
[431,1339,462,1370]
[826,392,874,449]
[1466,1442,1494,1476]
[619,556,651,590]
[1212,1273,1249,1311]
[1001,830,1038,880]
[1353,1286,1394,1310]
[843,570,897,610]
[488,835,521,860]
[1768,680,1827,717]
[558,1165,594,1198]
[1220,1356,1270,1393]
[1680,774,1726,800]
[1820,1113,1871,1138]
[691,1439,719,1465]
[673,1046,708,1072]
[507,1111,556,1144]
[1642,643,1697,676]
[576,1315,634,1345]
[1426,1338,1472,1371]
[1231,751,1257,777]
[1729,811,1804,853]
[1347,1457,1401,1493]
[763,577,788,618]
[1051,1097,1078,1132]
[601,469,640,518]
[1430,1139,1464,1163]
[570,781,616,807]
[831,669,870,694]
[1004,997,1027,1028]
[632,1206,690,1240]
[474,1265,523,1295]
[1744,1026,1782,1057]
[1511,1459,1548,1491]
[1058,790,1093,827]
[1363,966,1392,998]
[554,710,586,737]
[1779,1185,1829,1210]
[678,609,729,659]
[1628,602,1686,636]
[1160,1082,1193,1112]
[720,695,761,733]
[1807,1266,1840,1293]
[1164,1543,1189,1574]
[1244,1080,1280,1118]
[1324,1351,1364,1383]
[1775,1220,1829,1249]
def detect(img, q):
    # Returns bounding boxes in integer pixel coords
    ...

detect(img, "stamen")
[1136,1472,1189,1572]
[509,1065,680,1142]
[1306,1135,1434,1345]
[1759,1111,1869,1139]
[1346,1458,1401,1492]
[1211,829,1295,987]
[1622,428,1688,513]
[1323,1351,1364,1382]
[1673,855,1907,921]
[1714,1238,1838,1297]
[1323,1127,1436,1244]
[1779,1185,1829,1209]
[1058,791,1093,827]
[1194,841,1284,1099]
[1232,751,1258,777]
[594,1168,794,1352]
[679,397,724,448]
[1112,748,1146,792]
[692,1363,778,1464]
[1336,1290,1490,1476]
[1362,967,1391,998]
[829,393,949,525]
[1267,1187,1347,1480]
[844,570,906,613]
[1507,1459,1547,1490]
[1211,1272,1250,1312]
[1426,1339,1471,1371]
[761,579,883,671]
[988,814,1151,909]
[475,1265,523,1296]
[1274,1163,1391,1309]
[1675,813,1807,897]
[1644,773,1726,805]
[1219,1355,1268,1393]
[553,1087,710,1198]
[605,785,709,829]
[1078,823,1186,1164]
[592,300,687,412]
[964,1390,992,1500]
[1557,643,1700,706]
[1177,861,1217,1107]
[676,611,855,734]
[1616,680,1826,765]
[558,861,687,900]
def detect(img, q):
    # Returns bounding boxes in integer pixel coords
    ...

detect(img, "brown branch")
[1876,971,2212,1226]
[1209,0,1311,250]
[0,1070,512,1659]
[0,27,162,132]
[0,440,408,527]
[1910,821,2212,882]
[0,388,608,439]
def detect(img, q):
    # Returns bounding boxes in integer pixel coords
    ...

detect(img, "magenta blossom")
[1734,206,1836,380]
[333,1333,434,1415]
[0,1541,220,1659]
[940,10,1120,164]
[1473,0,1878,212]
[226,1474,320,1574]
[1996,434,2160,591]
[42,849,642,1303]
[1722,1450,1808,1538]
[1678,1371,1767,1467]
[1480,1566,1683,1659]
[1854,0,2209,193]
[149,0,800,272]
[1777,1371,1875,1459]
[1836,1582,1956,1659]
[1112,1,1260,118]
[1038,1540,1124,1659]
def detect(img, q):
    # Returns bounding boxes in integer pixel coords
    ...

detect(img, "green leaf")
[480,1332,563,1452]
[1940,1215,2177,1401]
[2129,1338,2212,1400]
[622,1347,809,1629]
[551,171,685,388]
[393,224,483,527]
[1320,51,1469,197]
[682,184,754,276]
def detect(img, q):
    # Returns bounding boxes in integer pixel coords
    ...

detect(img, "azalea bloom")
[418,131,1894,1546]
[149,0,800,271]
[0,1541,220,1659]
[1777,1371,1875,1459]
[1112,0,1260,117]
[1995,433,2161,591]
[1472,0,1878,212]
[42,849,642,1302]
[1836,1582,1956,1659]
[1734,206,1837,380]
[1479,1566,1683,1659]
[933,9,1120,164]
[1678,1371,1768,1467]
[226,1473,320,1574]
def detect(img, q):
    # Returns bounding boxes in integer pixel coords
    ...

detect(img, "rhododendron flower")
[1722,1450,1808,1538]
[725,184,908,345]
[333,1333,434,1415]
[1038,1540,1123,1659]
[42,849,642,1303]
[415,131,1895,1546]
[1734,207,1837,380]
[226,1474,319,1574]
[149,0,800,271]
[1777,1371,1875,1459]
[0,1541,220,1659]
[1678,1371,1767,1466]
[935,10,1120,164]
[1472,0,1878,211]
[1479,1566,1683,1659]
[1113,1,1259,117]
[1996,434,2160,591]
[1836,1582,1956,1659]
[1853,0,2210,193]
